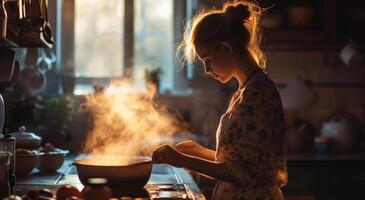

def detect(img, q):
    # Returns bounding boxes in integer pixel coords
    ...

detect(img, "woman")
[152,1,287,199]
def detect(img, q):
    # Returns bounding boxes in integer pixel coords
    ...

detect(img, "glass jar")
[0,135,16,194]
[82,178,111,200]
[0,151,11,199]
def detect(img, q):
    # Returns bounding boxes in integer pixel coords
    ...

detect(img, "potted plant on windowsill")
[144,67,163,94]
[33,96,76,148]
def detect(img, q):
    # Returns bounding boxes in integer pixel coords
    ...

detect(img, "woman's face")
[195,44,235,83]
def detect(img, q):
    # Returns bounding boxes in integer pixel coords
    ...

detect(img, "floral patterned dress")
[211,70,287,200]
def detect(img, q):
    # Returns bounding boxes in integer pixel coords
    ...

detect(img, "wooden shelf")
[263,30,330,44]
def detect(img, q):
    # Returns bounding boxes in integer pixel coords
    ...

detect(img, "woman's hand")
[152,144,184,168]
[175,140,201,156]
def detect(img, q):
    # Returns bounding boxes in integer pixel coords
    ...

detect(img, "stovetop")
[16,183,193,199]
[138,184,192,199]
[16,160,204,199]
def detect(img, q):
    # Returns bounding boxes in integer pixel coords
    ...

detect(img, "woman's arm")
[175,140,216,161]
[182,152,239,184]
[153,145,238,184]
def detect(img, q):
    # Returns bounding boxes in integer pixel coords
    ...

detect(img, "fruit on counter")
[37,196,55,200]
[19,189,56,200]
[3,195,22,200]
[38,189,54,198]
[66,196,81,200]
[40,143,56,153]
[20,195,31,200]
[56,185,81,200]
[25,190,38,200]
[39,143,68,155]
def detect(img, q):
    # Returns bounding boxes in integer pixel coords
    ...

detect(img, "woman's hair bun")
[225,3,250,22]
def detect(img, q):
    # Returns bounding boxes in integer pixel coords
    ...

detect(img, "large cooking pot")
[74,156,152,192]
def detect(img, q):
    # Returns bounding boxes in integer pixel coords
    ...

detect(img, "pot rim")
[74,156,152,168]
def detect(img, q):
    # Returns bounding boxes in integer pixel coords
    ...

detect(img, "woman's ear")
[220,42,233,55]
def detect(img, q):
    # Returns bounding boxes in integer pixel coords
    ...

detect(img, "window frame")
[55,0,189,92]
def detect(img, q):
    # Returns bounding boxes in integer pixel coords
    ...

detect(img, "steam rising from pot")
[82,80,187,164]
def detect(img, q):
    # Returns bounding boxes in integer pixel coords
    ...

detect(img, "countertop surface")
[15,157,206,199]
[287,152,365,161]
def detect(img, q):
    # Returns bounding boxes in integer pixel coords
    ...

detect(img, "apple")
[38,189,54,198]
[56,185,81,200]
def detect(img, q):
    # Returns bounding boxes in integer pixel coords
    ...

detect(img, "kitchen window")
[58,0,184,94]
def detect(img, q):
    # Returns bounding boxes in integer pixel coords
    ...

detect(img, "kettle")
[9,126,41,149]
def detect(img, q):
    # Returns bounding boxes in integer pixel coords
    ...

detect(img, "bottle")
[2,135,16,194]
[0,0,7,38]
[82,178,111,200]
[0,151,11,199]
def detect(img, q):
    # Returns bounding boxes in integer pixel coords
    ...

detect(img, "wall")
[267,49,365,132]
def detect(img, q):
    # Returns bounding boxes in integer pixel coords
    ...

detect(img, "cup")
[339,41,362,67]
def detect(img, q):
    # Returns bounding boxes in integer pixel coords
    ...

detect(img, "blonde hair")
[178,0,266,69]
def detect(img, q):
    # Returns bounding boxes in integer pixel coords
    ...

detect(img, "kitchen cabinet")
[334,0,365,46]
[260,0,334,46]
[262,0,365,47]
[196,0,365,48]
[283,153,365,200]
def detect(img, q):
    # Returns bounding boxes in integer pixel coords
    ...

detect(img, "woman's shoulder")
[241,71,274,94]
[236,72,281,107]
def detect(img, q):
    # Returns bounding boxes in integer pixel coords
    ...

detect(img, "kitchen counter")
[284,152,365,200]
[288,152,365,162]
[15,157,206,199]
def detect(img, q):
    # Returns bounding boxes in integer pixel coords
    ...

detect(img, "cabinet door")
[259,0,334,45]
[320,163,365,200]
[285,196,315,200]
[282,164,317,196]
[335,0,365,46]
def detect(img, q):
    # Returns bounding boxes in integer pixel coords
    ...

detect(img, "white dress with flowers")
[211,71,287,200]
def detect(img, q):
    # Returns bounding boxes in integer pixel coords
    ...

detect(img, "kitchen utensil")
[18,67,47,95]
[9,126,41,149]
[36,149,69,172]
[40,0,54,44]
[36,48,56,73]
[18,0,43,31]
[17,0,54,47]
[339,40,362,67]
[74,156,152,191]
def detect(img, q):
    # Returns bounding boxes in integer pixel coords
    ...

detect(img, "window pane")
[75,0,124,77]
[133,0,174,91]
